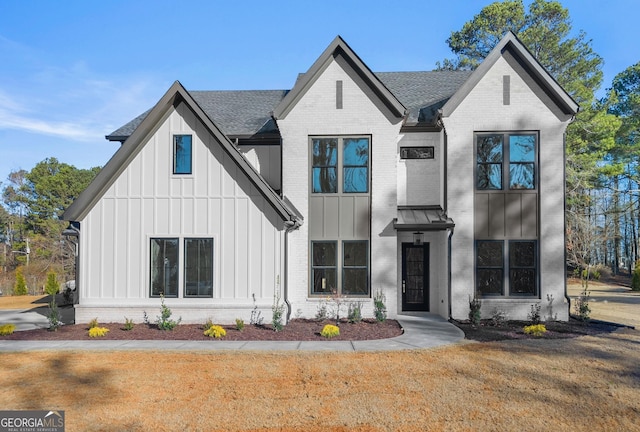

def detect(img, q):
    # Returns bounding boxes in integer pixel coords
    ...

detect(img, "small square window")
[173,135,192,174]
[400,147,434,159]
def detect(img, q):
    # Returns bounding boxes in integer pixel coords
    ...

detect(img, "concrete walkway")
[0,312,464,352]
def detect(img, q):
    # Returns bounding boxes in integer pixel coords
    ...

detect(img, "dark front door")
[402,243,429,311]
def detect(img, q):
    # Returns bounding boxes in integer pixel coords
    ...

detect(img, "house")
[63,32,577,324]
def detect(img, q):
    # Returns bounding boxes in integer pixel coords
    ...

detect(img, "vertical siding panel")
[250,200,263,299]
[324,196,340,238]
[113,199,128,298]
[129,199,142,298]
[222,197,236,298]
[522,194,538,238]
[474,193,489,238]
[101,199,115,298]
[309,197,323,238]
[355,196,370,239]
[505,194,521,238]
[236,198,249,299]
[340,196,355,238]
[489,194,506,238]
[156,198,169,234]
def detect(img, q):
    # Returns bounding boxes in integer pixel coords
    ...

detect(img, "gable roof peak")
[273,35,405,119]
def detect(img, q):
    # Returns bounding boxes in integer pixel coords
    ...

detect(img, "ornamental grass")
[88,327,110,338]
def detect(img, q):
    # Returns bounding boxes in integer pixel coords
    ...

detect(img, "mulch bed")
[452,317,625,342]
[2,318,403,341]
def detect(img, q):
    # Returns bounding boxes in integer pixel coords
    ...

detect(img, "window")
[311,241,337,294]
[150,238,179,297]
[150,237,213,298]
[342,241,368,295]
[400,147,434,159]
[476,133,536,190]
[311,136,369,193]
[476,240,537,297]
[184,238,213,297]
[311,241,369,296]
[173,135,192,174]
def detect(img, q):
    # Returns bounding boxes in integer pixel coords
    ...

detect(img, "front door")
[402,243,429,311]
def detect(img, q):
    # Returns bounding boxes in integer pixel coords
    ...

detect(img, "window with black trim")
[173,135,192,174]
[311,241,369,296]
[150,237,214,298]
[476,240,537,297]
[476,133,536,190]
[184,238,213,297]
[400,146,434,159]
[150,238,179,297]
[311,136,369,194]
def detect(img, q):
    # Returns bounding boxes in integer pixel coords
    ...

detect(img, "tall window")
[476,133,536,190]
[475,132,538,297]
[173,135,192,174]
[312,136,369,193]
[311,241,337,294]
[184,238,213,297]
[342,241,368,295]
[150,238,179,297]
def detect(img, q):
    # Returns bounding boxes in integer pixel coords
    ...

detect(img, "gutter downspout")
[448,227,454,319]
[284,219,301,322]
[563,126,572,317]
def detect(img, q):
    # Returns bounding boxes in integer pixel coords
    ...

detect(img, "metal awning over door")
[393,206,455,231]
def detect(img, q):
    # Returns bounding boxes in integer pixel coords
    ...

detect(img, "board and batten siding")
[75,102,285,324]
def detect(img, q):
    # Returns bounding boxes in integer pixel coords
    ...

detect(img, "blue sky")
[0,0,638,186]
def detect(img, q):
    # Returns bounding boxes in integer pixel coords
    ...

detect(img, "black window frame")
[173,134,193,175]
[475,132,538,191]
[310,136,370,195]
[310,240,370,297]
[311,241,337,295]
[150,238,179,298]
[400,146,434,159]
[475,240,538,298]
[342,240,369,296]
[184,238,214,298]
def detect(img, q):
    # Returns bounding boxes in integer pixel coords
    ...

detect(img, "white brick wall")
[278,58,403,319]
[443,56,572,321]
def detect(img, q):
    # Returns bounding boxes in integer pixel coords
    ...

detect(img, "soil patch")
[2,318,403,341]
[453,316,623,342]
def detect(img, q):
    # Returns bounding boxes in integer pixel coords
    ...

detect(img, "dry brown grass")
[0,294,47,310]
[1,329,639,431]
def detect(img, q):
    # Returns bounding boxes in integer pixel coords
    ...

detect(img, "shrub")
[204,325,226,338]
[490,309,507,326]
[272,292,285,332]
[155,294,181,330]
[347,302,363,323]
[523,324,547,337]
[47,300,62,331]
[88,327,110,338]
[235,318,245,331]
[574,289,591,321]
[250,293,263,326]
[469,296,481,326]
[123,317,134,331]
[373,290,387,322]
[13,267,27,296]
[315,300,328,321]
[0,324,16,336]
[632,261,640,292]
[88,317,99,329]
[44,271,60,296]
[320,324,340,339]
[528,304,541,325]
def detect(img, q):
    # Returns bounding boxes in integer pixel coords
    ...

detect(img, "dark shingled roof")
[376,71,473,125]
[106,71,472,141]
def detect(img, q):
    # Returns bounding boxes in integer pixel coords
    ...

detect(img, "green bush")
[469,296,481,325]
[155,294,181,330]
[45,271,59,296]
[632,261,640,292]
[373,290,387,322]
[13,267,27,296]
[235,318,245,331]
[123,317,134,331]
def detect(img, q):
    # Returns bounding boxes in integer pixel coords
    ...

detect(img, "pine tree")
[45,271,60,296]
